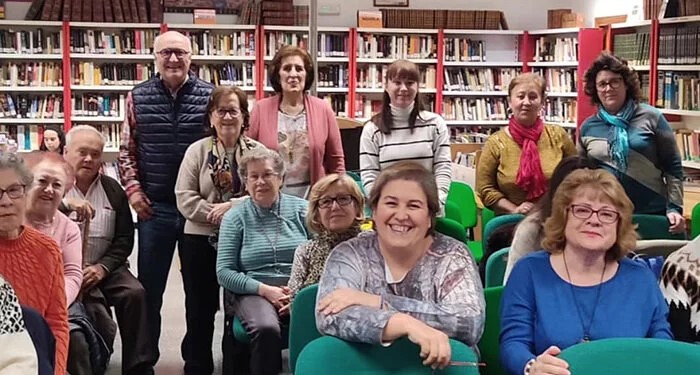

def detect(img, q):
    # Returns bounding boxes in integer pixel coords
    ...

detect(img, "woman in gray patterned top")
[316,161,485,370]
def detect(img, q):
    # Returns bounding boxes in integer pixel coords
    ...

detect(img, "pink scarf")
[508,116,547,201]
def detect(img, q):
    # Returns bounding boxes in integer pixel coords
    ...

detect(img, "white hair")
[65,125,106,148]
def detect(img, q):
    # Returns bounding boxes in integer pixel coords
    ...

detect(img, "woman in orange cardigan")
[0,152,68,375]
[248,45,345,199]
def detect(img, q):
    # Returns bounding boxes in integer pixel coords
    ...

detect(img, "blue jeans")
[137,202,184,361]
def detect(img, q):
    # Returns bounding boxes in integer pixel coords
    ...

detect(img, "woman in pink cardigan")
[248,45,345,198]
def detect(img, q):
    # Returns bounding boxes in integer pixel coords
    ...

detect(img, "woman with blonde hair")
[500,168,671,375]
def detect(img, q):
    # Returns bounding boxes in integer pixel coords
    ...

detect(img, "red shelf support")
[348,28,357,119]
[435,29,445,116]
[62,21,72,131]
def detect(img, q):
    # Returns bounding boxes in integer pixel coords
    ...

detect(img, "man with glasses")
[118,30,214,365]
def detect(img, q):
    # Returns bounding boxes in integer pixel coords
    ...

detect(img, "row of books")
[443,38,488,62]
[533,37,578,62]
[443,68,520,92]
[0,94,63,119]
[317,34,349,58]
[0,62,63,87]
[542,98,577,124]
[71,93,124,118]
[0,124,121,152]
[69,29,158,55]
[379,9,507,30]
[357,34,438,60]
[264,32,308,57]
[192,63,256,87]
[657,71,700,111]
[0,29,61,54]
[71,62,153,86]
[317,65,348,88]
[318,94,347,117]
[180,30,256,57]
[26,0,162,23]
[450,127,498,144]
[442,97,509,122]
[613,32,651,67]
[356,64,437,90]
[658,26,700,65]
[533,68,577,94]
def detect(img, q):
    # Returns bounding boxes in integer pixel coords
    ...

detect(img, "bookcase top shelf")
[443,61,523,67]
[0,20,62,27]
[528,27,580,35]
[528,61,579,67]
[71,85,135,91]
[72,116,125,123]
[0,54,63,60]
[70,54,155,61]
[658,15,700,25]
[442,29,523,35]
[70,22,161,29]
[356,58,438,64]
[357,28,439,34]
[657,65,700,71]
[168,23,255,31]
[191,55,255,62]
[0,86,63,92]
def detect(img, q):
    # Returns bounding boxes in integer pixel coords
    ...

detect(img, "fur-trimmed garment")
[660,237,700,343]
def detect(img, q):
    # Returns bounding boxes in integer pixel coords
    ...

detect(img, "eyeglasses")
[596,77,624,91]
[213,109,242,118]
[569,204,620,224]
[318,194,355,209]
[244,172,278,183]
[0,184,25,200]
[156,48,191,59]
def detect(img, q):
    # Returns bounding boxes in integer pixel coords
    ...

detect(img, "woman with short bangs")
[500,168,671,375]
[359,60,452,211]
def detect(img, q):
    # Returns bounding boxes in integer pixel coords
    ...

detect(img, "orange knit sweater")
[0,226,68,375]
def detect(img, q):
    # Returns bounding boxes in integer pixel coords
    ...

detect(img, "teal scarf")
[598,99,636,172]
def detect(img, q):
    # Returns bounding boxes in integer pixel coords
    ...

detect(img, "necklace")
[252,196,283,270]
[562,252,607,343]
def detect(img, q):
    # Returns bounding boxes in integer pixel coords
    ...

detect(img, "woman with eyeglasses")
[0,152,68,375]
[175,85,265,374]
[216,148,309,375]
[287,174,365,302]
[579,52,684,233]
[500,168,671,375]
[248,45,345,199]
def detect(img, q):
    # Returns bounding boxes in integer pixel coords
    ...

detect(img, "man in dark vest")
[118,30,214,369]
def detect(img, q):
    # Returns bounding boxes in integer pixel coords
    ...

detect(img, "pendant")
[581,335,590,343]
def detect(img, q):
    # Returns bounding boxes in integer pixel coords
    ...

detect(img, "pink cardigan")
[248,94,345,184]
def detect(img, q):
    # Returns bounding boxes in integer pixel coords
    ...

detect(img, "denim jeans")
[137,202,184,361]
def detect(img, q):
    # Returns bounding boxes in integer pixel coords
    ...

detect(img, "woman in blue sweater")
[216,148,309,375]
[500,168,671,375]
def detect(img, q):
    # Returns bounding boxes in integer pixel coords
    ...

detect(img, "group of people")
[0,28,697,375]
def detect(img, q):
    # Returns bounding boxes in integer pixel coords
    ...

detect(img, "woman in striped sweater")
[359,60,452,211]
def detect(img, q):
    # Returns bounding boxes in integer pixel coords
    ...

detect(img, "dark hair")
[583,52,643,106]
[371,60,426,134]
[39,125,65,154]
[368,161,439,236]
[268,45,314,92]
[203,85,251,138]
[531,156,599,219]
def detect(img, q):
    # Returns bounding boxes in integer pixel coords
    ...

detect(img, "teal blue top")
[216,193,309,295]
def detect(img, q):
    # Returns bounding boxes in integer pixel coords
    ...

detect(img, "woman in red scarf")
[476,73,576,215]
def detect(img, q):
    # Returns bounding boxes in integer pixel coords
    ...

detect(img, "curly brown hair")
[583,52,643,106]
[203,85,251,137]
[268,45,314,92]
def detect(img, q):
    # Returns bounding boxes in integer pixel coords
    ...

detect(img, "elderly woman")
[316,161,485,370]
[175,85,266,373]
[579,53,684,232]
[360,59,452,211]
[0,152,68,375]
[500,168,672,375]
[477,73,577,215]
[248,45,345,199]
[216,148,309,375]
[287,173,365,301]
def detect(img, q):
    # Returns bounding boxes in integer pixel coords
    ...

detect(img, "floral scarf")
[207,136,255,202]
[301,223,363,290]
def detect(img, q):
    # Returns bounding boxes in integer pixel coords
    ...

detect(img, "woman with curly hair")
[578,52,684,233]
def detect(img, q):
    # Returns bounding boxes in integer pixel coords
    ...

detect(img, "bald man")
[117,30,214,371]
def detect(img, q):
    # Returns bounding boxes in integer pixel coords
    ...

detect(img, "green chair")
[480,207,496,239]
[435,217,468,243]
[478,286,506,375]
[232,317,250,344]
[559,338,700,375]
[288,284,320,372]
[485,247,510,288]
[444,199,462,225]
[482,214,524,251]
[633,214,687,240]
[446,182,482,261]
[691,202,700,239]
[347,170,372,217]
[296,336,480,374]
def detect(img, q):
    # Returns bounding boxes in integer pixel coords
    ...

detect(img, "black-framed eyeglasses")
[568,204,620,224]
[213,109,242,118]
[156,48,191,59]
[596,77,624,90]
[0,184,26,200]
[318,194,355,209]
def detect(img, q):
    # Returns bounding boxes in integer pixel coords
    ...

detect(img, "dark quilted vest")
[132,73,213,204]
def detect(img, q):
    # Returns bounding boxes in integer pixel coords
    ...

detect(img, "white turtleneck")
[359,105,452,207]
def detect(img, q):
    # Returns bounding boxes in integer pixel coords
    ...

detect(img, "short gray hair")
[65,125,106,148]
[0,152,33,186]
[237,148,286,182]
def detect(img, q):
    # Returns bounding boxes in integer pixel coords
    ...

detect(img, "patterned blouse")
[316,231,486,346]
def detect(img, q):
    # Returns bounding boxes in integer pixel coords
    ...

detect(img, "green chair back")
[288,284,320,371]
[444,199,463,225]
[446,181,479,229]
[559,338,700,375]
[477,286,506,375]
[296,336,480,374]
[232,317,250,344]
[480,207,496,239]
[482,214,524,248]
[633,214,687,240]
[485,247,510,288]
[691,202,700,239]
[435,217,468,243]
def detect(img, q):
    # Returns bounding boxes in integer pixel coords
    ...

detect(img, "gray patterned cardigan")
[315,231,485,346]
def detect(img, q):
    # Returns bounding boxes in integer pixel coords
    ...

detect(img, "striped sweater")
[216,193,309,295]
[578,103,683,214]
[359,104,452,206]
